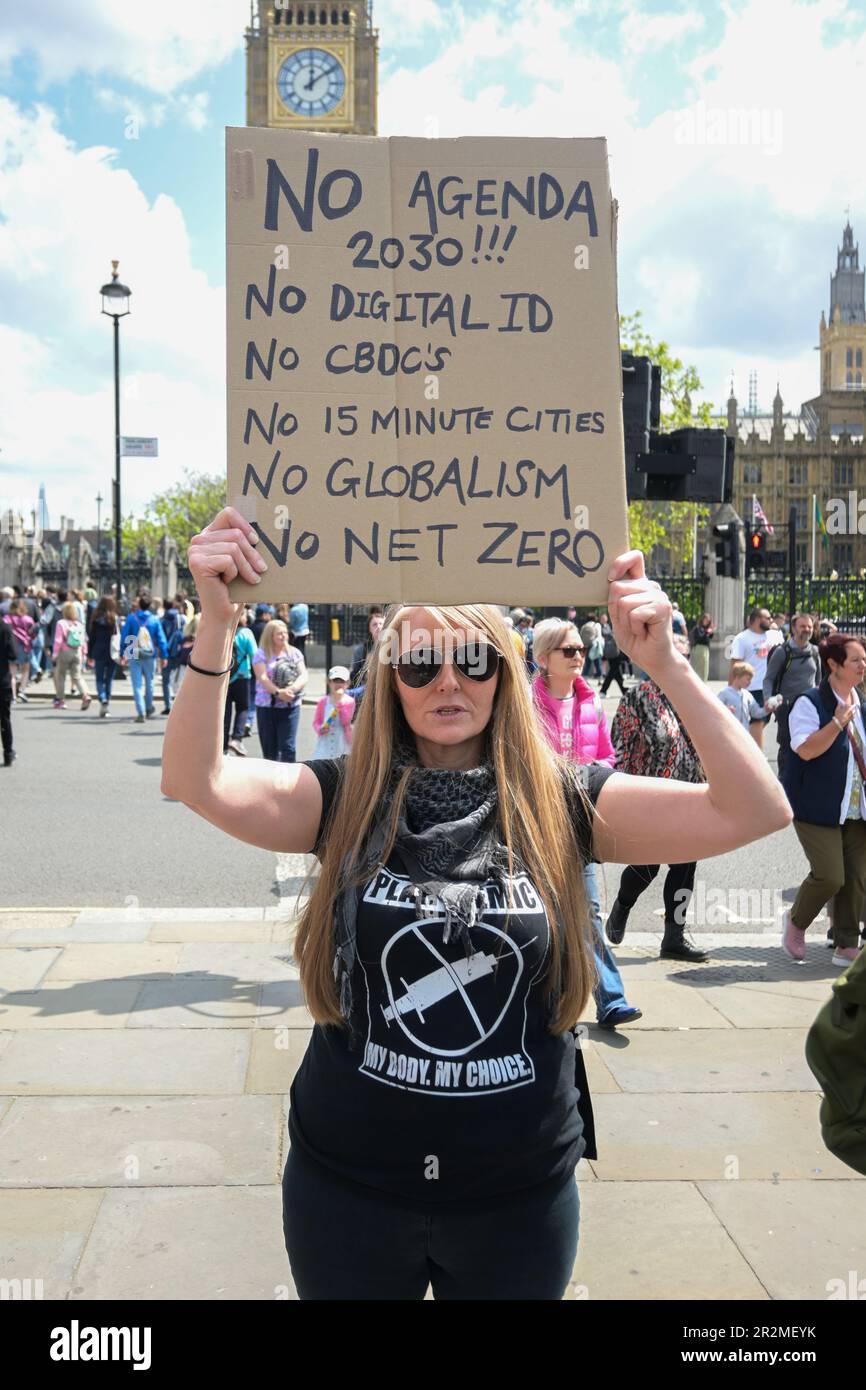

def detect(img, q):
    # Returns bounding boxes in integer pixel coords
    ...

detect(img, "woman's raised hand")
[606,550,679,677]
[187,507,267,625]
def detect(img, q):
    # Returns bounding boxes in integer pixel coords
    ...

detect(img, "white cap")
[328,665,350,681]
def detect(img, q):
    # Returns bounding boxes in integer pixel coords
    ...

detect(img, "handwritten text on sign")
[226,131,628,603]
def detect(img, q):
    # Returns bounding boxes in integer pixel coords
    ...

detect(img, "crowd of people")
[3,579,864,975]
[4,507,865,1299]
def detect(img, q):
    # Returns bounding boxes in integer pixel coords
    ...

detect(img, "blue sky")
[1,0,865,528]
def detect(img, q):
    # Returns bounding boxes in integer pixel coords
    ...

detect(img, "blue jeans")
[161,662,174,712]
[282,1140,579,1300]
[93,657,115,704]
[129,655,156,716]
[583,863,632,1023]
[29,628,44,679]
[256,701,301,761]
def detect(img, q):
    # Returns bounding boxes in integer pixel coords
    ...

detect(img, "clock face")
[276,48,346,117]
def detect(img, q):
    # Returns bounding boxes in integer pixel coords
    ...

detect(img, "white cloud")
[0,0,247,94]
[93,87,211,133]
[378,0,866,410]
[619,3,704,55]
[0,100,225,527]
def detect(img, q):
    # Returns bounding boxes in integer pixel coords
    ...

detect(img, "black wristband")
[187,656,233,677]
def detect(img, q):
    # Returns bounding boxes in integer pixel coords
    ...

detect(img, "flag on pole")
[814,497,830,550]
[753,496,774,534]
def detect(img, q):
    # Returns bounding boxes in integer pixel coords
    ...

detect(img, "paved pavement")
[2,671,863,1300]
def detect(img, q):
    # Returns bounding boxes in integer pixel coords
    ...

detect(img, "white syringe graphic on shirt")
[381,925,538,1033]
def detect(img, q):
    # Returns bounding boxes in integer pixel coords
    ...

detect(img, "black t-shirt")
[288,756,613,1207]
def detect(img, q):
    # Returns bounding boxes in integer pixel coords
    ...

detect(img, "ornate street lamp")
[99,261,131,605]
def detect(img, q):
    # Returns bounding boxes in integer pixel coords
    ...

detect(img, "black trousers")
[600,657,627,696]
[223,676,250,748]
[0,686,12,762]
[617,861,698,924]
[282,1141,580,1301]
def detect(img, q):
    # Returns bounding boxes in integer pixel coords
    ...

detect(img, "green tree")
[122,470,226,562]
[620,311,714,567]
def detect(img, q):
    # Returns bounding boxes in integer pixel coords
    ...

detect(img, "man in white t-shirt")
[729,608,774,749]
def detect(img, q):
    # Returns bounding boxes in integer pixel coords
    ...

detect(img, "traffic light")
[713,520,740,578]
[747,528,767,571]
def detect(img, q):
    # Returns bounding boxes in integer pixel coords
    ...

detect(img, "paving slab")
[0,948,61,992]
[580,980,733,1029]
[577,1041,622,1094]
[0,980,144,1028]
[2,923,151,945]
[0,1029,249,1095]
[696,983,829,1029]
[257,979,315,1028]
[588,1092,861,1182]
[175,943,299,982]
[148,921,276,943]
[0,1096,282,1187]
[599,1029,821,1094]
[126,978,263,1027]
[698,1181,866,1300]
[44,944,182,981]
[0,1188,105,1300]
[570,1180,769,1301]
[69,1185,294,1300]
[246,1028,312,1094]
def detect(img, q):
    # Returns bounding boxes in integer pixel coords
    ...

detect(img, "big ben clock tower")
[246,1,378,134]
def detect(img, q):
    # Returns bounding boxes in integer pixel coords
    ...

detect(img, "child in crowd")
[718,660,782,728]
[312,665,355,757]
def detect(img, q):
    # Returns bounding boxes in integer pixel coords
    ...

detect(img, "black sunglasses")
[555,645,587,658]
[394,643,502,689]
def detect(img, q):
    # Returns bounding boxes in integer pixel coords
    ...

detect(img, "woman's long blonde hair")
[294,603,595,1035]
[259,619,289,659]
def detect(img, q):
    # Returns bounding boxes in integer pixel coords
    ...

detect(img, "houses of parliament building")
[722,219,866,575]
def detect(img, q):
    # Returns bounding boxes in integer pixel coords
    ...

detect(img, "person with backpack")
[52,601,92,710]
[159,594,187,714]
[762,612,820,780]
[599,613,627,696]
[224,609,257,756]
[532,619,642,1029]
[119,592,168,723]
[251,618,307,761]
[39,586,61,680]
[85,595,121,716]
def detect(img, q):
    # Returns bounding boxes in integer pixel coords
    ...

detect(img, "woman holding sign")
[161,507,791,1302]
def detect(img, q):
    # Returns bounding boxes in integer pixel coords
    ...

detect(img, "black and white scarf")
[331,739,520,1041]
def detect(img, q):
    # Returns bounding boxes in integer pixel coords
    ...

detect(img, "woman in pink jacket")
[532,618,642,1028]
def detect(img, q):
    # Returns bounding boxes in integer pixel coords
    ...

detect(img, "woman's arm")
[591,553,792,865]
[290,655,308,696]
[790,693,853,761]
[160,508,325,853]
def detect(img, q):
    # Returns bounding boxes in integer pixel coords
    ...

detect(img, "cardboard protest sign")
[226,128,628,604]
